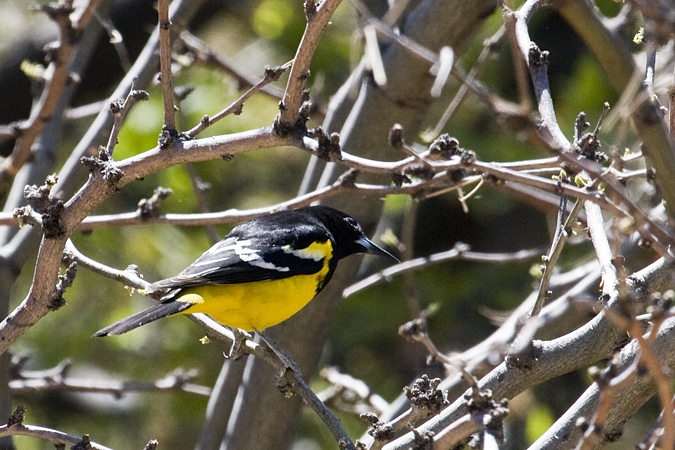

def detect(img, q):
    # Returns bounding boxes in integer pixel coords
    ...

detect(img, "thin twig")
[65,240,149,290]
[584,199,618,296]
[10,369,212,397]
[185,61,292,138]
[93,10,132,72]
[575,357,640,450]
[63,100,109,120]
[503,5,532,111]
[0,422,112,450]
[363,24,387,86]
[104,82,148,157]
[344,243,548,298]
[530,197,583,316]
[278,0,343,127]
[70,0,103,30]
[158,0,176,131]
[401,199,421,318]
[0,0,85,196]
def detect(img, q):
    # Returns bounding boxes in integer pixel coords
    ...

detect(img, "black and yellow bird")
[94,206,397,337]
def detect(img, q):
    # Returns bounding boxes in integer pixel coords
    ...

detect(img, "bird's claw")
[224,328,253,360]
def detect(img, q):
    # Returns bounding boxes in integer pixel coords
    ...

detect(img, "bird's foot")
[224,328,253,360]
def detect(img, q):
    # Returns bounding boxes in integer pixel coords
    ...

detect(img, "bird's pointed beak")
[356,237,400,262]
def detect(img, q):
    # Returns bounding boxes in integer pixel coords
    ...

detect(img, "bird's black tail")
[92,300,193,337]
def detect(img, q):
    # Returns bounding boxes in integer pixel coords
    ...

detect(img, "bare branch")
[10,367,211,397]
[0,0,88,196]
[530,197,583,316]
[344,243,548,298]
[277,0,342,127]
[381,257,675,450]
[158,0,176,133]
[0,407,112,450]
[185,62,292,138]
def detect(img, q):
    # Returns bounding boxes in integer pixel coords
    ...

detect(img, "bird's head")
[306,206,399,262]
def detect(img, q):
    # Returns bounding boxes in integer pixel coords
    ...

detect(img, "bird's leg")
[224,328,253,360]
[254,328,302,379]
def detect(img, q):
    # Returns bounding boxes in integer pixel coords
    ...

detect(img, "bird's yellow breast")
[175,241,333,331]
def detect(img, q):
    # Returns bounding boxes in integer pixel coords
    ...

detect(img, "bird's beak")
[356,237,400,262]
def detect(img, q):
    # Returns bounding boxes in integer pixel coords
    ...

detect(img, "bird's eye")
[344,217,358,228]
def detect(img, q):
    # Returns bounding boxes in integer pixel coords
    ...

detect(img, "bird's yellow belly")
[175,273,325,331]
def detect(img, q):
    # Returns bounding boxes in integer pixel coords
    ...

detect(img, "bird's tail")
[92,300,193,337]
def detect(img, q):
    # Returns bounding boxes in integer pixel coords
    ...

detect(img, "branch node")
[411,428,435,450]
[506,339,541,370]
[137,187,174,220]
[360,412,394,441]
[131,89,150,101]
[392,172,412,187]
[647,290,674,321]
[399,316,427,340]
[388,124,404,149]
[109,98,124,116]
[23,174,57,212]
[13,206,40,228]
[463,387,509,443]
[264,65,286,82]
[23,175,67,238]
[50,261,77,311]
[427,134,474,164]
[405,164,435,181]
[354,440,367,450]
[80,148,125,187]
[403,374,449,415]
[308,127,342,161]
[71,434,92,450]
[336,169,359,188]
[7,406,26,427]
[528,42,549,67]
[304,0,317,19]
[273,110,308,139]
[158,126,181,150]
[572,111,608,163]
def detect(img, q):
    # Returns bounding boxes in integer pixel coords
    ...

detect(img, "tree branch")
[277,0,342,127]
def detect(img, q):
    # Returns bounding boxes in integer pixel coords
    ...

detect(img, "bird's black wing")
[150,230,332,290]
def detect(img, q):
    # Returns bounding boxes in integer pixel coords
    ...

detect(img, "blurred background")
[1,0,657,448]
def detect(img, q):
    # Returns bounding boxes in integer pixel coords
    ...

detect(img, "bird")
[93,206,397,337]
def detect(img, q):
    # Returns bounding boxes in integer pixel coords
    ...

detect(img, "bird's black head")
[303,206,398,262]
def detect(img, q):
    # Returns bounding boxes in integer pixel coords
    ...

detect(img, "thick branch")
[381,257,675,449]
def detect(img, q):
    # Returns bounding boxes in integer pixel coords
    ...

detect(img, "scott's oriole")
[93,206,397,336]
